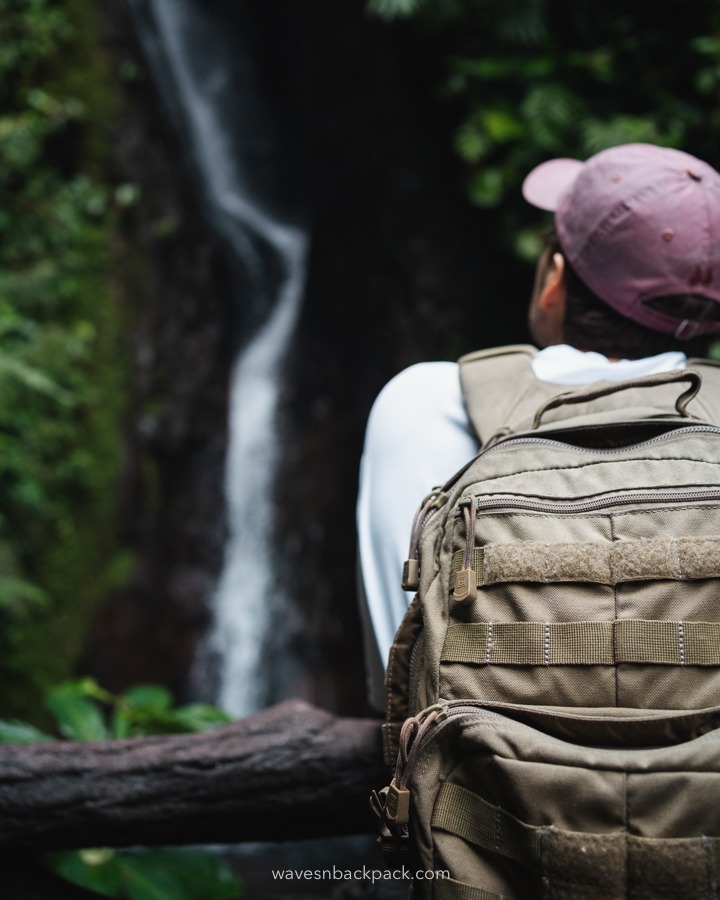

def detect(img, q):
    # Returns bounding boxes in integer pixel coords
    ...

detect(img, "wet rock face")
[85,0,531,714]
[271,1,528,715]
[82,0,235,696]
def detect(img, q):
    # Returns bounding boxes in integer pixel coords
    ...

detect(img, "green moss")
[0,0,133,719]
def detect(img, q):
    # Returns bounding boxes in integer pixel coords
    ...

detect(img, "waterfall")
[127,0,307,716]
[211,232,306,716]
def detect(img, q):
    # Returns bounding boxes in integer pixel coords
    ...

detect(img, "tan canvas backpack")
[371,345,720,900]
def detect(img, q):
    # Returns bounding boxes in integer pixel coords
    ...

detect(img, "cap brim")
[522,157,584,212]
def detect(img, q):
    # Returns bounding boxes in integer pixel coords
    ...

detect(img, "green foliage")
[369,0,720,256]
[51,848,241,900]
[0,676,234,742]
[0,716,52,742]
[0,0,133,717]
[0,678,241,899]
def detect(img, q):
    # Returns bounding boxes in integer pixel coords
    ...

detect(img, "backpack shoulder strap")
[458,344,550,444]
[685,357,720,424]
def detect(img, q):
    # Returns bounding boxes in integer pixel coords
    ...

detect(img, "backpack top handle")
[532,369,703,430]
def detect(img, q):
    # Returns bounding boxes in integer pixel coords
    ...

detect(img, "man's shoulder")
[376,361,459,397]
[366,362,464,443]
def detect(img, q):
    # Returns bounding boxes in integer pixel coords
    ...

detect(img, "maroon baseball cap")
[522,143,720,338]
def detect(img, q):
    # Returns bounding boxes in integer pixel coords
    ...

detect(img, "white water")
[130,0,308,716]
[211,230,306,716]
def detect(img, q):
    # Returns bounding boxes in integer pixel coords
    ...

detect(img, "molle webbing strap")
[433,783,542,870]
[441,620,720,666]
[431,782,720,900]
[458,345,545,445]
[449,537,720,588]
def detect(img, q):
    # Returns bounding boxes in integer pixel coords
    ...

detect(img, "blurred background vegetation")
[0,0,719,720]
[0,0,131,718]
[368,0,720,260]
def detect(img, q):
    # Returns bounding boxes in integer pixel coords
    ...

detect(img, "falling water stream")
[128,0,307,716]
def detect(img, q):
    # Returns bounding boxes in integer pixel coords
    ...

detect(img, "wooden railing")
[0,699,386,897]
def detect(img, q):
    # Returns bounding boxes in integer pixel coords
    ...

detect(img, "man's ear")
[537,252,567,311]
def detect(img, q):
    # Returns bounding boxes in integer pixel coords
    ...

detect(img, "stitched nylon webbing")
[441,620,720,666]
[431,782,720,899]
[433,783,543,870]
[449,537,720,589]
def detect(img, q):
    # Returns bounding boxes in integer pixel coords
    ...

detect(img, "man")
[357,142,720,710]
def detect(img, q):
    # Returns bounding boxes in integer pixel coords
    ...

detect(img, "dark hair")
[545,232,718,359]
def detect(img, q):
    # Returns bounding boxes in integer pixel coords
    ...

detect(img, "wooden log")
[0,699,387,850]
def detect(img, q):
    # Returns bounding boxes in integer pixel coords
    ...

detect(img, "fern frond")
[522,84,582,151]
[0,354,72,403]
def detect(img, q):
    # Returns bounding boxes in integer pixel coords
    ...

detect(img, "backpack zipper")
[402,425,720,593]
[376,700,496,827]
[486,423,720,457]
[458,485,720,517]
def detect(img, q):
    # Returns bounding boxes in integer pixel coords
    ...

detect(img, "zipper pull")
[401,559,419,592]
[385,778,411,825]
[369,785,412,869]
[453,495,478,606]
[385,704,449,828]
[402,488,448,591]
[369,780,410,828]
[370,702,451,870]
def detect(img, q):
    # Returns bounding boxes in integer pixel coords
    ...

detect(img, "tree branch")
[0,699,386,850]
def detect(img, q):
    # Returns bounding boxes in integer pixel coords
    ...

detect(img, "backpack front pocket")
[442,487,720,710]
[403,702,720,899]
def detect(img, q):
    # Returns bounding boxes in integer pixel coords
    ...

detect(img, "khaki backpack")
[371,345,720,900]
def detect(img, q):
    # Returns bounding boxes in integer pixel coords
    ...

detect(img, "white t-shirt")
[356,344,687,668]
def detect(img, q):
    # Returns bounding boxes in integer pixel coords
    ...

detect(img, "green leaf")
[112,685,174,738]
[469,168,505,208]
[522,84,581,151]
[121,685,174,714]
[52,847,242,900]
[121,850,241,900]
[0,354,72,403]
[0,576,50,615]
[454,121,490,163]
[513,227,546,264]
[121,858,191,900]
[49,849,123,898]
[55,677,116,704]
[165,703,234,733]
[0,717,53,742]
[483,109,524,143]
[46,687,108,741]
